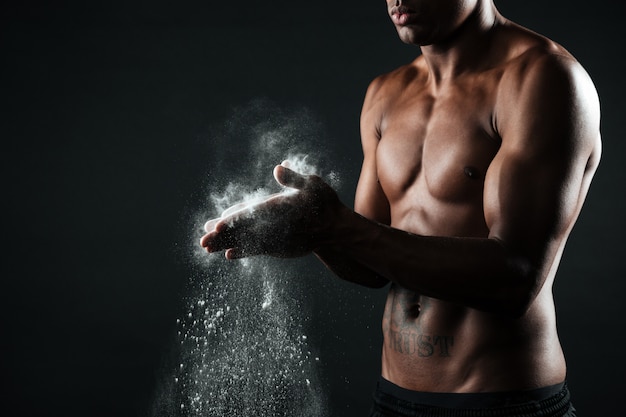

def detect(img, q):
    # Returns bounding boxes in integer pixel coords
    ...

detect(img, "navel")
[407,302,421,318]
[464,166,481,180]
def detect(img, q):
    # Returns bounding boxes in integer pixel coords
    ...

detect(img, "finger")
[221,200,253,217]
[225,247,251,260]
[200,229,221,251]
[204,215,258,252]
[204,218,220,233]
[200,217,233,248]
[220,191,285,218]
[200,221,233,252]
[200,233,210,248]
[274,165,308,190]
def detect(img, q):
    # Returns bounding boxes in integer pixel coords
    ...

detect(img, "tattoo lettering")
[433,335,454,357]
[387,329,454,357]
[384,285,455,357]
[418,334,434,357]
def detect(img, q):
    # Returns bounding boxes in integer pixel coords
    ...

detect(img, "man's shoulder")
[365,58,427,101]
[498,45,594,115]
[497,23,584,88]
[489,22,598,120]
[494,24,600,151]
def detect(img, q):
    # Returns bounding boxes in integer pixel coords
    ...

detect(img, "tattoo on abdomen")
[384,285,454,357]
[387,330,454,357]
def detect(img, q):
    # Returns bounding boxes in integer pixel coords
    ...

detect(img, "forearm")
[313,246,389,288]
[323,206,538,316]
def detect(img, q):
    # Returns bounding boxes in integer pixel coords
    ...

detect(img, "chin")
[397,27,432,46]
[398,28,431,46]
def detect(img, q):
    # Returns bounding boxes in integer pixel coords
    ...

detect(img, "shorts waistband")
[377,377,567,409]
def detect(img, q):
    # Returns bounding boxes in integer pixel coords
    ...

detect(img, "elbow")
[499,289,536,319]
[502,263,543,319]
[485,286,536,319]
[487,257,543,319]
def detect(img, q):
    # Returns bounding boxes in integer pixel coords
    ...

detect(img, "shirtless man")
[200,0,601,415]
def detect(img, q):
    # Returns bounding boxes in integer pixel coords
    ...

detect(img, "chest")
[376,82,501,204]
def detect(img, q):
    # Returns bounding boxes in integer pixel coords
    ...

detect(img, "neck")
[420,1,503,86]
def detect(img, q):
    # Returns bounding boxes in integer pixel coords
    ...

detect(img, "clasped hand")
[200,162,341,259]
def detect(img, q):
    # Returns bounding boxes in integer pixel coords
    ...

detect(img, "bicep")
[484,147,584,257]
[354,144,391,225]
[354,79,391,225]
[485,54,600,263]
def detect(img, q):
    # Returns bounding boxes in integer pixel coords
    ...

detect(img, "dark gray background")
[2,1,624,416]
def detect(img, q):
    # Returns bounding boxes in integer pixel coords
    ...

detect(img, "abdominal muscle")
[377,166,567,392]
[380,281,567,393]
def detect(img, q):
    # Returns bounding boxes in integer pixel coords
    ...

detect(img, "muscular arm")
[315,55,600,316]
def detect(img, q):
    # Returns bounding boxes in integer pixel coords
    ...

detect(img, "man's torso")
[370,24,572,392]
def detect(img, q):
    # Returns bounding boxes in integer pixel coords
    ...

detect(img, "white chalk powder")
[156,100,336,417]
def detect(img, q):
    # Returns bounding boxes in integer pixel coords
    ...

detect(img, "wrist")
[314,203,356,249]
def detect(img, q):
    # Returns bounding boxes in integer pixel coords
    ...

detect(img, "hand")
[200,162,342,259]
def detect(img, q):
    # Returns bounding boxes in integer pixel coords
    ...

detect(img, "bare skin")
[201,0,601,394]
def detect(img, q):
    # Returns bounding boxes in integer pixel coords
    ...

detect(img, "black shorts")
[370,377,576,417]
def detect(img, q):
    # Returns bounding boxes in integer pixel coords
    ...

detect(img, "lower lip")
[392,12,416,26]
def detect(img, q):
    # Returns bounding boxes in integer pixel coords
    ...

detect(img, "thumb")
[273,164,308,190]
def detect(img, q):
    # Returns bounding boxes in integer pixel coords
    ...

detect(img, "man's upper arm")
[485,52,601,282]
[355,77,391,225]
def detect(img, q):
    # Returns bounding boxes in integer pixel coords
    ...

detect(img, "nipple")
[464,166,480,180]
